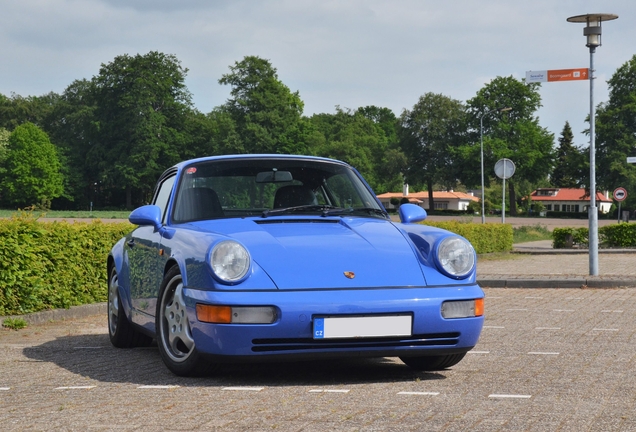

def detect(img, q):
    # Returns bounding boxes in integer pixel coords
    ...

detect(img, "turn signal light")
[196,304,232,323]
[475,298,484,317]
[441,299,484,319]
[196,304,277,324]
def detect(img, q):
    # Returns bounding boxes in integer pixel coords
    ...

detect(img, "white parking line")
[468,351,490,354]
[309,389,350,393]
[600,310,623,313]
[397,391,439,396]
[138,385,180,389]
[525,296,543,299]
[489,394,532,399]
[55,386,96,390]
[222,387,264,392]
[528,352,559,355]
[592,328,619,332]
[536,327,561,330]
[553,309,575,312]
[0,387,10,391]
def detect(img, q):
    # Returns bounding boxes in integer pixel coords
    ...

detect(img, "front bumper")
[184,285,484,360]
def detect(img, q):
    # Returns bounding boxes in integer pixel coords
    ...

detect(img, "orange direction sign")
[525,68,589,83]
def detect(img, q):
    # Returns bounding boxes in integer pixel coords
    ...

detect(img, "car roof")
[172,154,350,171]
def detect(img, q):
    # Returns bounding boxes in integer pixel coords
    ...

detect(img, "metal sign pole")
[588,46,599,276]
[502,164,506,224]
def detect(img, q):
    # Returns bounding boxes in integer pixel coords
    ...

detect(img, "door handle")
[127,239,135,248]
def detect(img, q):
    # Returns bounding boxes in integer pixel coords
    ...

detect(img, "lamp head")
[567,13,618,48]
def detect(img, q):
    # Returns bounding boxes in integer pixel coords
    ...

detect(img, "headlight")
[210,240,251,283]
[435,236,475,278]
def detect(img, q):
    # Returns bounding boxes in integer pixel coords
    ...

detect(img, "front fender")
[395,222,478,286]
[159,226,278,291]
[108,236,135,320]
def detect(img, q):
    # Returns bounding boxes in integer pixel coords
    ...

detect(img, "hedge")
[423,221,514,254]
[0,216,130,316]
[1,216,512,316]
[553,223,636,248]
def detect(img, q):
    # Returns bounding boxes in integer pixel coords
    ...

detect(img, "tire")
[156,266,214,376]
[108,266,153,348]
[399,353,467,371]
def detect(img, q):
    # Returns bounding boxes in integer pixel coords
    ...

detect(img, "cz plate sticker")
[314,318,325,339]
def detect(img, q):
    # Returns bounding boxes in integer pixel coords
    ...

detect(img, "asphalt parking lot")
[1,287,636,431]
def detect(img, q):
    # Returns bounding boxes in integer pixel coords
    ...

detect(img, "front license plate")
[313,315,412,339]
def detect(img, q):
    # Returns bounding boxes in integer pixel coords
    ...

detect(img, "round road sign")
[494,158,516,180]
[614,187,627,202]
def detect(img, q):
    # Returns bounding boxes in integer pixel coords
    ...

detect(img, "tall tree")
[46,79,99,209]
[0,128,9,168]
[399,93,467,210]
[466,76,555,215]
[0,123,64,208]
[219,56,306,155]
[596,54,636,210]
[552,121,585,188]
[308,108,395,192]
[92,51,192,208]
[0,92,60,131]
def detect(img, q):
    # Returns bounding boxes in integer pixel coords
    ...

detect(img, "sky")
[1,0,635,150]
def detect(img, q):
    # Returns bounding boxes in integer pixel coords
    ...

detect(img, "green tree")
[552,121,585,188]
[466,76,555,215]
[356,106,406,192]
[92,51,192,208]
[307,108,399,192]
[596,54,636,210]
[0,128,9,169]
[219,56,306,155]
[399,93,467,210]
[0,92,60,131]
[45,79,99,209]
[0,123,64,208]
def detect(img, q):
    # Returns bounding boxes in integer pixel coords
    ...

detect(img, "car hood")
[215,217,427,290]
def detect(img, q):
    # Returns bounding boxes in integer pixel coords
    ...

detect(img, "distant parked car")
[108,155,484,376]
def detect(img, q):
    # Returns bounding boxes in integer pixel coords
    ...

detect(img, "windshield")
[171,158,387,222]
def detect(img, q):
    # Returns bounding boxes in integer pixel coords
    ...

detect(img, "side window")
[153,175,176,223]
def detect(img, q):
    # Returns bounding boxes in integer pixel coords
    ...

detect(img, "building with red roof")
[377,188,479,211]
[529,188,613,213]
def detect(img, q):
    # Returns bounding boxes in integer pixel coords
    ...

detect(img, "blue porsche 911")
[107,154,484,376]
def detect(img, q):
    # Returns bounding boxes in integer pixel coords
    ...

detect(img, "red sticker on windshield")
[186,167,197,174]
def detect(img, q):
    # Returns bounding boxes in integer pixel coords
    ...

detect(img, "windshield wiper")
[350,207,390,218]
[261,205,353,218]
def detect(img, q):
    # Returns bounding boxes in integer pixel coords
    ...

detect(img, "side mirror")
[129,205,162,230]
[399,203,427,224]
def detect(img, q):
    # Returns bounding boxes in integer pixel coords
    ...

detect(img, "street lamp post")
[567,13,618,276]
[479,107,511,223]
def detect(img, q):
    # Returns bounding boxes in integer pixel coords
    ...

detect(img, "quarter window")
[154,175,176,223]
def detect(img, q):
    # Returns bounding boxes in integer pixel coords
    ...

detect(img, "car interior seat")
[273,185,318,209]
[174,187,224,221]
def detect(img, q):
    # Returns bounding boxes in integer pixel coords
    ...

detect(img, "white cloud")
[0,0,634,144]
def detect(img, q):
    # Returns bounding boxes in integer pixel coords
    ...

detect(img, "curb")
[478,278,636,289]
[512,248,636,255]
[1,302,106,326]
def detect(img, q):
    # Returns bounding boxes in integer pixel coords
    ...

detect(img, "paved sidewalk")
[478,240,636,288]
